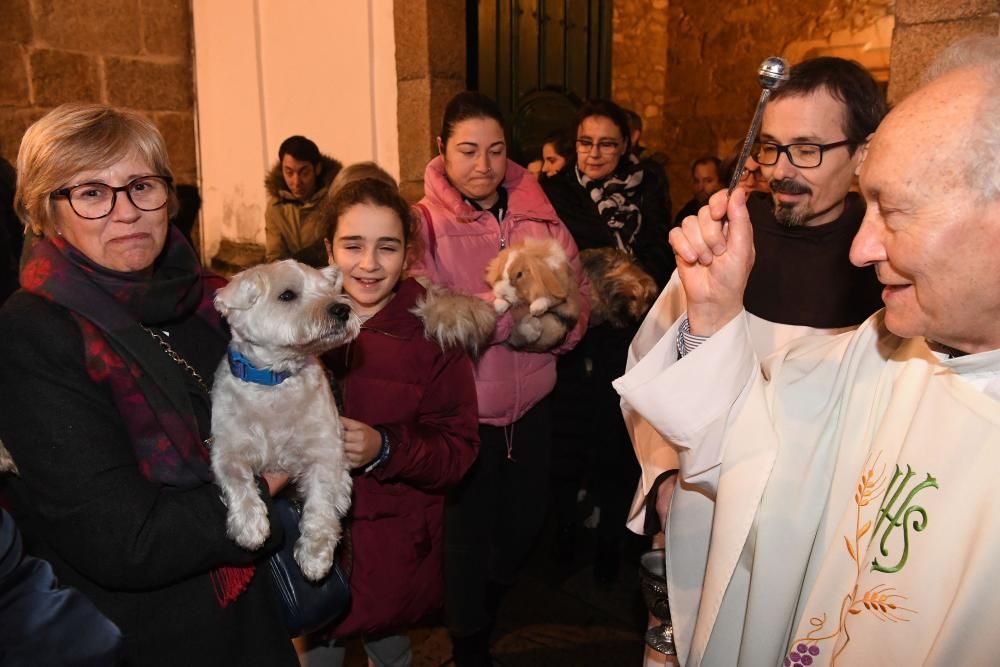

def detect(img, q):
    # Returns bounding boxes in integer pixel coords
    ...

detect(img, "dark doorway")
[467,0,613,164]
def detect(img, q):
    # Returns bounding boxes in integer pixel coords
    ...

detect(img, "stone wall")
[611,0,670,151]
[889,0,999,103]
[393,0,466,203]
[0,0,196,185]
[610,0,894,218]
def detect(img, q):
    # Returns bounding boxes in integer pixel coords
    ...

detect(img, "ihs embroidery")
[784,454,938,666]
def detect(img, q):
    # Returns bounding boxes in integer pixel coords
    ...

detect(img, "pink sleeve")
[409,204,514,345]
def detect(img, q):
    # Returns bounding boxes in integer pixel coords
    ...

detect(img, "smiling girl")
[305,175,479,667]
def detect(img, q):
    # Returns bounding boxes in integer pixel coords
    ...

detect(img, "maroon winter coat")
[320,278,479,638]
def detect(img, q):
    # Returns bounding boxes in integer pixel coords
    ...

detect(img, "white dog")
[211,259,360,581]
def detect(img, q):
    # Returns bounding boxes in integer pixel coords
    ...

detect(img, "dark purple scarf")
[19,226,252,607]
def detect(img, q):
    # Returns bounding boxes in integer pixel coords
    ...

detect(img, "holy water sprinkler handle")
[727,56,790,194]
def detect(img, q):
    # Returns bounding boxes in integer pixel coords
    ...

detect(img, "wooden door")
[469,0,612,163]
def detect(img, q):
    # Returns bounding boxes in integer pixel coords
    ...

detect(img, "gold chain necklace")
[140,325,211,394]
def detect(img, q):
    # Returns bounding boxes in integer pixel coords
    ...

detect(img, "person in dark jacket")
[305,174,480,667]
[0,157,18,304]
[542,100,673,288]
[0,104,298,667]
[0,507,123,666]
[542,100,674,584]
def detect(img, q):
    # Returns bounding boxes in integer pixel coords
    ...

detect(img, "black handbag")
[267,497,351,637]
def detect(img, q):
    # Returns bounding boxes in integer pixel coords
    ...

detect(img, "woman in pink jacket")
[410,91,590,667]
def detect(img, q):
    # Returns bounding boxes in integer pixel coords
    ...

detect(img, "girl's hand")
[340,417,383,468]
[261,471,290,497]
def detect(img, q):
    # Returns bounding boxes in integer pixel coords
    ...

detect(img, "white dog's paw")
[227,500,270,550]
[529,297,551,316]
[294,536,334,581]
[494,298,511,314]
[516,316,543,343]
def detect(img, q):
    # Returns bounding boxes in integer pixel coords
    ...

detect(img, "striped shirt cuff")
[676,316,710,358]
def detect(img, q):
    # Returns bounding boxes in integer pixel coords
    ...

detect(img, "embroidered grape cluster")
[784,642,821,666]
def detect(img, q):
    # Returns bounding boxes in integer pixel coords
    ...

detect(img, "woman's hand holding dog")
[341,417,383,469]
[261,472,290,497]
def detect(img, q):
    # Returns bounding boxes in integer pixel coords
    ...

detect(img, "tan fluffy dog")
[580,248,658,328]
[485,237,581,351]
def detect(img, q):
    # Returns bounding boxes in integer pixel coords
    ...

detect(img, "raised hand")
[668,187,756,336]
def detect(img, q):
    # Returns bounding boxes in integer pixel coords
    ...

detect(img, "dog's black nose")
[329,303,352,322]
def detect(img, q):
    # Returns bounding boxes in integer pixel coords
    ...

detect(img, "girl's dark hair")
[573,99,632,152]
[542,129,576,162]
[321,177,422,259]
[439,91,506,146]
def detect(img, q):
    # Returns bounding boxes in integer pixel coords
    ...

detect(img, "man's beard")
[770,178,812,227]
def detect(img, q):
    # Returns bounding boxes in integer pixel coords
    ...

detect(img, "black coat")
[541,163,675,289]
[0,292,298,667]
[542,164,670,535]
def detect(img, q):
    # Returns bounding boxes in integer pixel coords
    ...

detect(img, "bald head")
[918,37,1000,200]
[868,67,987,200]
[850,37,1000,353]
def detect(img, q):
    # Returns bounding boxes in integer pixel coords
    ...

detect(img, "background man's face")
[281,154,320,201]
[850,68,1000,353]
[692,162,721,203]
[759,89,862,227]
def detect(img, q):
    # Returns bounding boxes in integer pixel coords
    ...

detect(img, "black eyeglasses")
[752,140,855,168]
[51,175,173,220]
[576,139,621,154]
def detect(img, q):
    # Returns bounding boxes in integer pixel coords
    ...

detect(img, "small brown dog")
[580,248,658,328]
[485,237,581,351]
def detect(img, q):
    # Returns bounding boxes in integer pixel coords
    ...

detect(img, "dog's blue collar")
[227,348,292,386]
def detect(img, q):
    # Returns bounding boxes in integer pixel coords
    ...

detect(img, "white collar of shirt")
[936,345,1000,402]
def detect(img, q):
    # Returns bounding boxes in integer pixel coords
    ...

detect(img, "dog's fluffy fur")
[0,440,17,475]
[485,237,581,351]
[411,279,497,356]
[580,248,658,328]
[211,259,359,581]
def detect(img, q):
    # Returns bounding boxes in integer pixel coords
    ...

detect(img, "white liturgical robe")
[615,309,1000,666]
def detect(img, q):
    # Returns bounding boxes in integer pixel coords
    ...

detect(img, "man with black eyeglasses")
[736,55,887,327]
[621,57,887,613]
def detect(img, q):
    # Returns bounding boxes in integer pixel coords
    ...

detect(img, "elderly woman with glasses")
[541,99,674,585]
[0,104,298,667]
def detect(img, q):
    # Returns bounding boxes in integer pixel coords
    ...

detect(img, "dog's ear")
[215,270,266,315]
[321,264,344,292]
[528,259,568,300]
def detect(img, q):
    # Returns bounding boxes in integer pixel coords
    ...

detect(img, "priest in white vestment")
[616,37,1000,667]
[625,56,887,667]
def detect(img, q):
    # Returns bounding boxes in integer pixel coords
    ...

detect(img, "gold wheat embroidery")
[786,453,917,666]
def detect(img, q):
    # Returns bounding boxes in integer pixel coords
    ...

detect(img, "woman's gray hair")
[15,103,178,235]
[924,36,1000,201]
